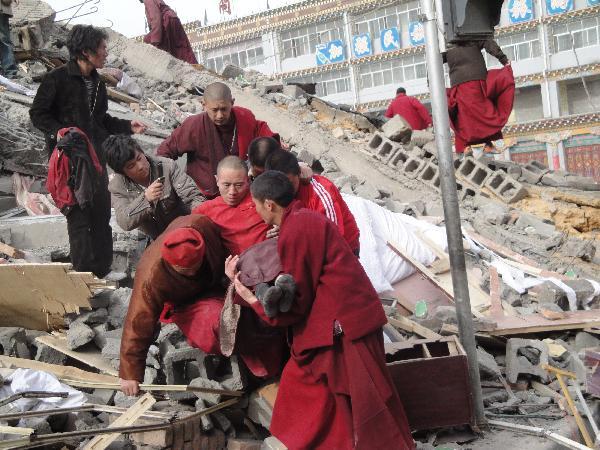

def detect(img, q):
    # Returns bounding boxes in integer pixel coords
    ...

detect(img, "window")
[492,30,541,64]
[552,16,600,53]
[287,69,352,97]
[353,2,420,41]
[358,53,426,88]
[280,20,345,60]
[204,39,265,73]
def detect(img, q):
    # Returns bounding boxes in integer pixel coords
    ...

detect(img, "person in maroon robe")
[140,0,198,64]
[227,171,415,450]
[444,39,514,153]
[157,82,279,197]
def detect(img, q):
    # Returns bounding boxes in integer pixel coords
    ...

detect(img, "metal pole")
[419,0,486,427]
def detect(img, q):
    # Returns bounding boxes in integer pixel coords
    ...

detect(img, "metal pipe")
[419,0,485,427]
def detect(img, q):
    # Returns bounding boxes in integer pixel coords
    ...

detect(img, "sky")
[45,0,304,37]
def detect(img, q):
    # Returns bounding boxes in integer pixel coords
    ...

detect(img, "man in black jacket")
[30,25,147,278]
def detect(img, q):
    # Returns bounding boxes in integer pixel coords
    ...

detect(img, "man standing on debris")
[157,81,279,198]
[193,156,274,255]
[265,150,361,256]
[140,0,198,65]
[229,171,415,450]
[104,135,205,240]
[0,0,17,78]
[384,87,432,131]
[30,25,147,278]
[444,39,514,154]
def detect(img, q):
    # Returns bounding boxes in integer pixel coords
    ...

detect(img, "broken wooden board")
[488,310,600,336]
[388,316,442,340]
[391,271,454,315]
[36,333,118,377]
[84,393,156,450]
[388,241,489,316]
[0,263,111,330]
[0,242,25,259]
[0,356,118,384]
[106,87,139,104]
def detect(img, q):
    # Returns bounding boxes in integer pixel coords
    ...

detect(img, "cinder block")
[506,338,550,383]
[469,164,492,187]
[485,172,506,191]
[496,178,529,204]
[377,139,401,162]
[367,132,384,153]
[388,148,410,168]
[418,162,440,192]
[519,162,549,185]
[221,355,247,391]
[402,157,428,179]
[163,347,208,400]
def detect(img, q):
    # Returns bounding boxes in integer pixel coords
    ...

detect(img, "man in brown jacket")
[105,135,205,239]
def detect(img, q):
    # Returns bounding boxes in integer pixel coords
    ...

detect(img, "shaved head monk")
[192,156,275,256]
[157,82,279,198]
[230,171,415,449]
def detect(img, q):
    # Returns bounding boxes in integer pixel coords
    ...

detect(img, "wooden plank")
[0,242,25,259]
[489,310,600,336]
[0,425,34,436]
[415,231,451,274]
[388,241,489,316]
[0,264,99,330]
[83,393,156,450]
[488,266,504,318]
[388,316,442,340]
[391,272,454,314]
[36,334,118,377]
[106,87,139,104]
[62,380,243,397]
[0,356,118,384]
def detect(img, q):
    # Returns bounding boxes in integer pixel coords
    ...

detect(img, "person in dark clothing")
[30,25,147,278]
[247,136,281,180]
[0,0,17,78]
[444,39,514,153]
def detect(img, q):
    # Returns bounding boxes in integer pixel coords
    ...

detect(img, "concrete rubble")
[0,1,599,449]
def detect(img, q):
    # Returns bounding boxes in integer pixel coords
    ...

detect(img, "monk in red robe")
[193,156,274,256]
[140,0,198,64]
[228,171,415,450]
[265,149,360,256]
[444,39,514,153]
[157,82,279,197]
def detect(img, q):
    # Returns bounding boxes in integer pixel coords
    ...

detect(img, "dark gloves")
[254,273,297,318]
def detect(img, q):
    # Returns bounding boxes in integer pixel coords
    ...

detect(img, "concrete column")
[557,141,567,170]
[342,11,359,106]
[271,31,283,74]
[544,80,561,118]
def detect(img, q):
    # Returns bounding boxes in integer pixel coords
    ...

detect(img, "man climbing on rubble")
[265,149,361,256]
[156,82,279,198]
[104,134,205,240]
[140,0,198,64]
[228,171,415,450]
[193,156,275,256]
[30,25,147,278]
[384,87,432,131]
[444,38,514,154]
[0,0,17,79]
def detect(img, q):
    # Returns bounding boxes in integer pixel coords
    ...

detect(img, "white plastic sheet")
[0,75,36,96]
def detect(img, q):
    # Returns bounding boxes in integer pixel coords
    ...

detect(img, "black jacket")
[30,60,132,163]
[443,39,509,87]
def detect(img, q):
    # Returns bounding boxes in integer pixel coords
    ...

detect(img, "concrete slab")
[0,214,67,249]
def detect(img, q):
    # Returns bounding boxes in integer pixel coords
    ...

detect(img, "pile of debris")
[0,1,599,448]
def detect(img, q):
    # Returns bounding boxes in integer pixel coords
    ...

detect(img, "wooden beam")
[83,393,156,450]
[488,266,504,318]
[62,380,243,397]
[106,87,139,104]
[388,316,442,340]
[0,356,118,384]
[489,310,600,335]
[0,425,34,436]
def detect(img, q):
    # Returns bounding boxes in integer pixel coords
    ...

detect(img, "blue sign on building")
[408,22,425,46]
[508,0,534,23]
[545,0,573,15]
[316,39,345,66]
[380,27,401,52]
[588,0,600,5]
[352,34,372,58]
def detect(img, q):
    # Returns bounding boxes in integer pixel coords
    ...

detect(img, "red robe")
[247,202,414,450]
[157,106,278,197]
[142,0,198,64]
[447,65,515,152]
[384,94,432,131]
[297,175,360,255]
[192,191,270,256]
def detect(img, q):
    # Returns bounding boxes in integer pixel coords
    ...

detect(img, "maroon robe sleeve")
[384,100,394,118]
[143,0,163,45]
[156,115,197,159]
[410,97,433,128]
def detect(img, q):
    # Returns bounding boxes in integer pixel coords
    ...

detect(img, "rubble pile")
[0,1,599,448]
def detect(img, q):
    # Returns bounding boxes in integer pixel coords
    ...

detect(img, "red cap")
[161,228,206,269]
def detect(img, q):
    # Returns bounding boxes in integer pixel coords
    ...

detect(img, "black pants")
[66,177,113,278]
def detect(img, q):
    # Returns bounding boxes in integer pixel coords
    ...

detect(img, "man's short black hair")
[250,171,295,207]
[396,87,406,95]
[247,137,281,168]
[67,25,108,61]
[265,149,300,176]
[104,135,143,174]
